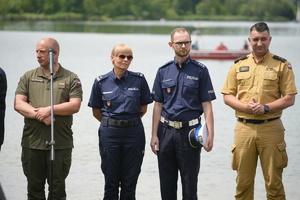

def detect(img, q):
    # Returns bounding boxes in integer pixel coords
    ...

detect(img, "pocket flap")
[263,71,277,80]
[277,141,286,152]
[162,80,175,88]
[237,72,250,80]
[231,144,236,153]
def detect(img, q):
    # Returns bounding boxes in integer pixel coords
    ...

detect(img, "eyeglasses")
[117,54,133,61]
[172,41,192,47]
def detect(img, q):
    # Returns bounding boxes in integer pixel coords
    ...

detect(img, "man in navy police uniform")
[150,27,216,200]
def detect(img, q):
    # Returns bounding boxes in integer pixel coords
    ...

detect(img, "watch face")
[264,105,270,112]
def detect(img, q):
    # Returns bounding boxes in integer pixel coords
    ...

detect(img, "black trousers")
[99,122,145,200]
[0,183,6,200]
[157,122,201,200]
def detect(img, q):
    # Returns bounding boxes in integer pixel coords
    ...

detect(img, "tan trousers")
[231,119,287,200]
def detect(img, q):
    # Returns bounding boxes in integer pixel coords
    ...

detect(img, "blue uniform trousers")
[99,121,145,200]
[157,122,201,200]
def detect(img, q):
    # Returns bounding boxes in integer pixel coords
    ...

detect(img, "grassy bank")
[0,12,291,22]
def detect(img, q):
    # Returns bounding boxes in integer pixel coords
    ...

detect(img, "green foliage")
[0,0,297,21]
[196,0,226,16]
[0,0,22,14]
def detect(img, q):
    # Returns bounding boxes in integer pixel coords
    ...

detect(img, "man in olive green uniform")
[221,22,297,200]
[14,38,82,200]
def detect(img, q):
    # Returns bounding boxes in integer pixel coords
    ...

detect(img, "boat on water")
[190,49,251,60]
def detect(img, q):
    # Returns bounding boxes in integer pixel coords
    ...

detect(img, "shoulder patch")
[234,55,248,63]
[159,60,173,69]
[96,74,108,82]
[272,55,286,63]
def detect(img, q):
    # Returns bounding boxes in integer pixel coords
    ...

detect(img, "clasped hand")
[34,107,54,125]
[247,98,265,115]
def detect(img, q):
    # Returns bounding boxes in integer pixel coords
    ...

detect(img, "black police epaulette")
[273,55,286,63]
[132,72,144,77]
[234,55,248,63]
[190,59,200,65]
[190,59,206,68]
[96,74,108,82]
[159,60,173,69]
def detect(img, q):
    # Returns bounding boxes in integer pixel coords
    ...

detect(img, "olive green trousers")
[21,147,72,200]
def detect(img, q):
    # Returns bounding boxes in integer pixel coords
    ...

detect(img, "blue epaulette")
[159,60,173,69]
[234,55,248,63]
[273,55,287,63]
[131,71,144,77]
[96,74,108,82]
[190,59,206,68]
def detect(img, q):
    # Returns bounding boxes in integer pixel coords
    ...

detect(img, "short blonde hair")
[111,44,133,56]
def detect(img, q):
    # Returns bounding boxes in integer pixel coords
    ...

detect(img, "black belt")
[104,118,141,127]
[237,117,280,124]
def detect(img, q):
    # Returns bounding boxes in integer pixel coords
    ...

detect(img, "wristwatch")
[263,105,270,114]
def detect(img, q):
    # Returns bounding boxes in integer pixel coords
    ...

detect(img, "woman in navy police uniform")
[88,44,153,200]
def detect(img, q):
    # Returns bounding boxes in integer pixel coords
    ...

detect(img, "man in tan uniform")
[221,22,297,200]
[14,38,82,200]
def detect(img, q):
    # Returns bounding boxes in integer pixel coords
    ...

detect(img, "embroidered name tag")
[103,91,113,94]
[187,76,198,80]
[266,68,276,71]
[239,66,249,72]
[58,82,65,88]
[162,79,172,82]
[31,79,44,83]
[128,87,139,91]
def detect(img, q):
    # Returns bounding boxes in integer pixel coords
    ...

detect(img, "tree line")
[0,0,297,21]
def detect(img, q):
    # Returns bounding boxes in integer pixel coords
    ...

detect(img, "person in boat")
[192,40,199,50]
[221,21,297,200]
[216,42,228,50]
[242,40,249,50]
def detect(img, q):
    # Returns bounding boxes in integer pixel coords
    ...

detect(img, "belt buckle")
[120,120,129,127]
[189,118,199,126]
[173,121,182,129]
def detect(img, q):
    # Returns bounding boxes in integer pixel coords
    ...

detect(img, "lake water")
[0,21,299,200]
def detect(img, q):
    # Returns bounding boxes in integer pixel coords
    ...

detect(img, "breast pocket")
[161,80,176,101]
[237,72,251,90]
[263,71,278,91]
[126,89,141,107]
[183,79,198,99]
[102,92,119,111]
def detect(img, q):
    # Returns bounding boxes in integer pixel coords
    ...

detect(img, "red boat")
[190,49,251,60]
